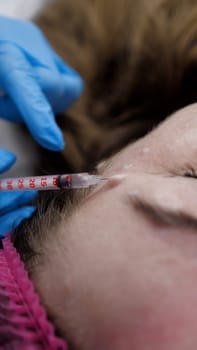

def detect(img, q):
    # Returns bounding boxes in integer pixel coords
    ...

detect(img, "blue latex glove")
[0,16,84,151]
[0,149,37,238]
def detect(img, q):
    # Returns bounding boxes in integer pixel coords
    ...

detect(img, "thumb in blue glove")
[0,17,84,151]
[0,149,37,238]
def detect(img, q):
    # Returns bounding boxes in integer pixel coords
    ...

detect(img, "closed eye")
[129,195,197,230]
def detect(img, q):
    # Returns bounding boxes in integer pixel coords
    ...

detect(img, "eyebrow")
[130,196,197,230]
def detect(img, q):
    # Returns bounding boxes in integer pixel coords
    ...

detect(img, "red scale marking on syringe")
[41,177,47,187]
[29,178,36,189]
[18,179,24,190]
[6,180,13,190]
[53,176,58,186]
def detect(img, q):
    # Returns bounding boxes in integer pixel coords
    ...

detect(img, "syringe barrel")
[0,175,59,191]
[0,173,103,191]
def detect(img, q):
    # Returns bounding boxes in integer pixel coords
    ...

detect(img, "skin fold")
[32,103,197,350]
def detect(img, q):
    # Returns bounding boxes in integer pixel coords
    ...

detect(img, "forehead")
[100,103,197,180]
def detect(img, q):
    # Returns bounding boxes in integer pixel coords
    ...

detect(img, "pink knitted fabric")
[0,234,68,350]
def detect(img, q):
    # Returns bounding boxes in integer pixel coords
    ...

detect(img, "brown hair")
[35,0,197,172]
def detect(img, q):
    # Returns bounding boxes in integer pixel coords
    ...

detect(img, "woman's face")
[37,104,197,350]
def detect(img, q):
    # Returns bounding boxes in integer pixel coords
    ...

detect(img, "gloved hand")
[0,16,84,151]
[0,149,37,238]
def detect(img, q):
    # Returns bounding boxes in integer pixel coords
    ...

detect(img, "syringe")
[0,173,106,191]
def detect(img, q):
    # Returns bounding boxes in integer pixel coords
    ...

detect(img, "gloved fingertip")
[66,67,83,80]
[39,126,65,151]
[0,149,16,172]
[0,232,6,239]
[0,206,36,238]
[14,206,36,227]
[50,127,65,151]
[66,75,84,99]
[18,190,38,203]
[55,76,84,113]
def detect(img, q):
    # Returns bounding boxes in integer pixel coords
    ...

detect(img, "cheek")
[129,288,197,350]
[100,268,197,350]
